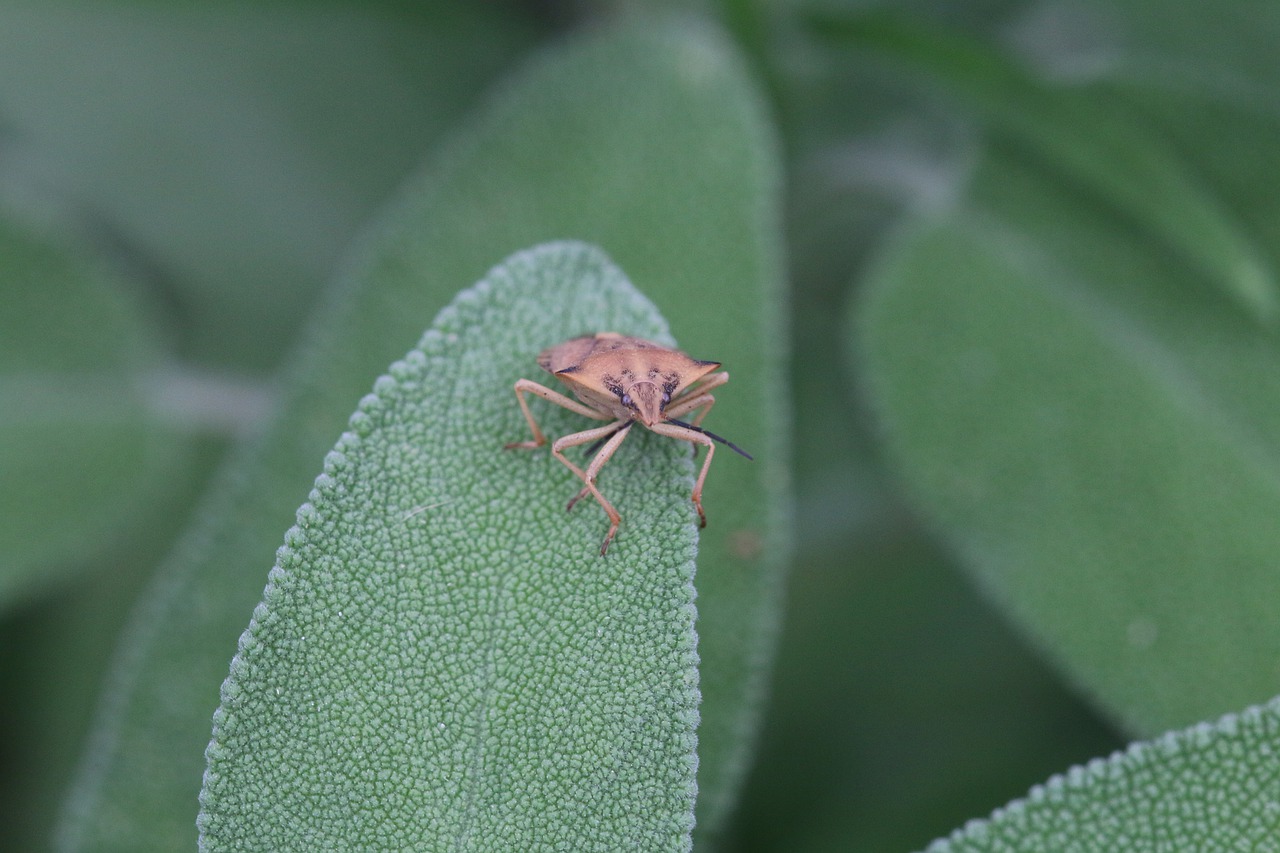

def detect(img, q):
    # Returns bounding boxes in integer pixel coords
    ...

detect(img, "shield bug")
[504,332,752,555]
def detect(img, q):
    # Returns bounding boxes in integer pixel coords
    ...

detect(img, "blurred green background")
[9,0,1280,849]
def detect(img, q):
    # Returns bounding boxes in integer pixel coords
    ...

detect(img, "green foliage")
[817,11,1278,319]
[0,218,191,602]
[51,12,781,851]
[856,160,1280,736]
[199,243,701,850]
[929,698,1280,850]
[5,0,1280,850]
[0,1,537,369]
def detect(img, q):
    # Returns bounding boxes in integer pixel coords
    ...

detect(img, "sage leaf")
[198,242,700,851]
[816,11,1277,320]
[928,697,1280,851]
[855,152,1280,734]
[0,2,535,369]
[60,17,782,850]
[0,218,189,604]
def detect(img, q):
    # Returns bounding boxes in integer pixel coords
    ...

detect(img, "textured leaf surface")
[928,697,1280,851]
[199,243,699,850]
[0,218,188,603]
[61,17,782,850]
[855,151,1280,734]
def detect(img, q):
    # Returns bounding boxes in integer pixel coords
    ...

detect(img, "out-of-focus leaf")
[1059,0,1280,99]
[0,434,223,853]
[0,0,539,369]
[813,11,1277,320]
[0,217,189,603]
[60,16,783,850]
[724,521,1120,852]
[928,697,1280,851]
[855,151,1280,735]
[199,243,699,850]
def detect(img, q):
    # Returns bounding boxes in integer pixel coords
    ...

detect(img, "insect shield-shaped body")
[505,332,751,555]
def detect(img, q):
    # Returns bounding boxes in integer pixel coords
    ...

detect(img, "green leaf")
[60,16,784,850]
[198,242,699,850]
[814,12,1278,321]
[0,217,190,604]
[854,151,1280,734]
[927,697,1280,851]
[0,1,538,369]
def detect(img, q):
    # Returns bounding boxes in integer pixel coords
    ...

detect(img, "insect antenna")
[666,418,753,460]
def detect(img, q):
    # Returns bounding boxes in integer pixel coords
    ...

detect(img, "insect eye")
[621,393,632,407]
[661,392,671,404]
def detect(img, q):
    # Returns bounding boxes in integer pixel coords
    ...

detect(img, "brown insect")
[505,332,752,555]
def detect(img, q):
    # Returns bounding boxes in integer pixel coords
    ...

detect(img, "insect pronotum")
[504,332,752,555]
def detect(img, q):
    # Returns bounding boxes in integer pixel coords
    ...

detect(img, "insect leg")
[664,391,715,426]
[552,421,631,555]
[504,379,611,450]
[580,420,630,458]
[666,371,729,426]
[567,422,633,511]
[648,421,715,528]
